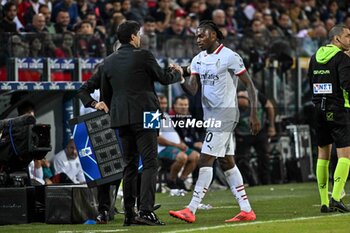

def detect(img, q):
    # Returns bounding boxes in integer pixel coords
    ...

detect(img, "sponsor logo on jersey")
[313,83,332,94]
[313,69,330,75]
[201,73,219,86]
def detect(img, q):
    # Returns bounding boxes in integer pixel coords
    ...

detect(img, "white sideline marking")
[58,230,128,233]
[210,205,237,209]
[165,214,350,233]
[179,205,237,210]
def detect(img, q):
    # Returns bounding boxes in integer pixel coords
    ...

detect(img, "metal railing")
[0,32,328,119]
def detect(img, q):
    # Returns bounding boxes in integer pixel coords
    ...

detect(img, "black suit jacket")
[78,44,181,128]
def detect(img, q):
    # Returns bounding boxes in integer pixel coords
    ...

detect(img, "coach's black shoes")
[330,198,350,213]
[136,210,165,226]
[96,210,108,224]
[124,215,142,226]
[124,210,142,226]
[154,203,161,211]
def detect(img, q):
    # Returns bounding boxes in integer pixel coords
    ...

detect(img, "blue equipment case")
[69,111,124,187]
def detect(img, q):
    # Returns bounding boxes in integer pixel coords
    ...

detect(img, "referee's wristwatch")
[91,101,98,108]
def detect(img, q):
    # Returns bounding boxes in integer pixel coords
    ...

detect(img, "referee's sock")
[316,159,330,206]
[332,157,350,201]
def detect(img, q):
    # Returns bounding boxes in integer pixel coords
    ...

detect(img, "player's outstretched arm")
[238,71,260,135]
[265,99,276,137]
[181,74,199,96]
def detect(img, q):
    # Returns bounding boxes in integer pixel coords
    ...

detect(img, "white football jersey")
[190,44,246,123]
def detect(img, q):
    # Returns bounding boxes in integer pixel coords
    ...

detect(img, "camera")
[0,114,51,184]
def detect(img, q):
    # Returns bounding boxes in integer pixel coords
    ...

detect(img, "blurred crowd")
[3,0,338,190]
[0,0,349,61]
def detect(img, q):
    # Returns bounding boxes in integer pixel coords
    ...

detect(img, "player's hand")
[95,101,109,113]
[249,115,260,135]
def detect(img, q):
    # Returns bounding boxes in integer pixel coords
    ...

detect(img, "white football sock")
[224,166,252,212]
[188,167,213,214]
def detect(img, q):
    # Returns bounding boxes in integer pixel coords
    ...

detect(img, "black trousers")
[97,179,122,213]
[118,123,158,214]
[235,128,271,185]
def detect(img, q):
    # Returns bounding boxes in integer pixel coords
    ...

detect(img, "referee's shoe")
[330,198,350,213]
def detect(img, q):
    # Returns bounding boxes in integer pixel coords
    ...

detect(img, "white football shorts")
[201,122,237,157]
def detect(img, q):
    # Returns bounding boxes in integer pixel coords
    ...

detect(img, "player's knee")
[198,154,215,167]
[218,156,235,171]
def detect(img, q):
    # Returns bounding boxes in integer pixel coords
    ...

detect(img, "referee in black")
[308,24,350,213]
[79,20,183,225]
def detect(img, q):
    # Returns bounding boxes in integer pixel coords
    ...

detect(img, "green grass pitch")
[1,182,349,233]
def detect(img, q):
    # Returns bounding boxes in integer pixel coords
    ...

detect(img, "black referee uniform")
[308,44,350,147]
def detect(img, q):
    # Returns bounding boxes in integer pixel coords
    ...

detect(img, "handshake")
[168,64,184,75]
[168,64,191,84]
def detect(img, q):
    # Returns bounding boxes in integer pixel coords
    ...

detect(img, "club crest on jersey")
[313,83,332,94]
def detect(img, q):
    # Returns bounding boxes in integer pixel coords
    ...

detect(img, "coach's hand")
[169,64,184,76]
[95,101,109,113]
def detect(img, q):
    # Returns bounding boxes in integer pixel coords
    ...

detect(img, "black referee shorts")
[315,104,350,148]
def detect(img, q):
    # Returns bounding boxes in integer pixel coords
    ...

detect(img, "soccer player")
[169,20,260,223]
[309,25,350,213]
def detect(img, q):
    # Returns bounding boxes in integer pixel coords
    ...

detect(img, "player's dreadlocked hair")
[198,20,225,40]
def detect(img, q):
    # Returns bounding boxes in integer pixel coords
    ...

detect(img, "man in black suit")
[78,20,184,226]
